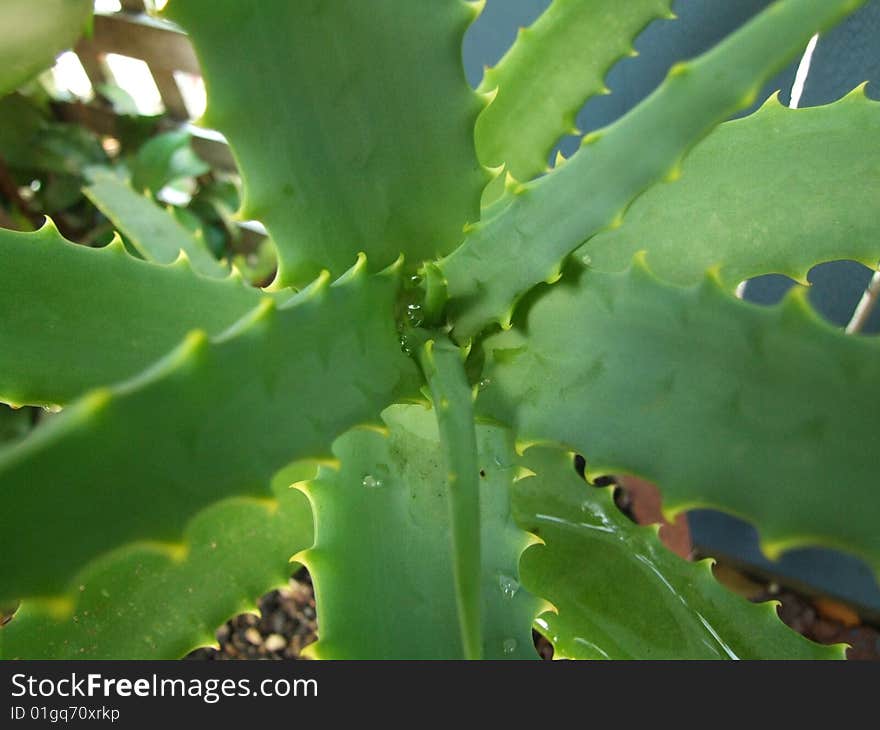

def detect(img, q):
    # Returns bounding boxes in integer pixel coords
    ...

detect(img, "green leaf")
[0,0,92,97]
[166,0,486,286]
[39,174,83,212]
[0,96,107,177]
[299,405,542,659]
[130,129,211,195]
[0,222,271,407]
[477,260,880,577]
[84,168,228,278]
[37,126,107,176]
[95,82,142,118]
[232,238,279,288]
[0,465,313,659]
[0,94,50,169]
[186,178,244,255]
[440,0,866,340]
[579,88,880,288]
[476,0,673,192]
[513,447,843,659]
[418,338,482,659]
[0,260,419,603]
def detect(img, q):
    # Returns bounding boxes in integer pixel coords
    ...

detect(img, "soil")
[756,585,880,661]
[186,569,317,661]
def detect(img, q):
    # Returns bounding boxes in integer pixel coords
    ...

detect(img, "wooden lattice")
[60,5,236,173]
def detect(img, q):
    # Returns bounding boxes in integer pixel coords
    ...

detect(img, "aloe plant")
[1,0,878,660]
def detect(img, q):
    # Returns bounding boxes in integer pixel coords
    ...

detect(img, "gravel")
[186,569,317,660]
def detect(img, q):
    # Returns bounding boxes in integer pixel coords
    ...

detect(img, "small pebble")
[264,634,287,652]
[244,627,262,646]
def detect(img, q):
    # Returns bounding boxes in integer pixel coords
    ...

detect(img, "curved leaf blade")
[299,405,542,659]
[0,0,92,97]
[85,168,227,278]
[0,223,270,407]
[476,0,673,188]
[419,338,482,659]
[0,263,419,603]
[0,467,313,659]
[441,0,866,340]
[478,261,880,577]
[579,88,880,288]
[514,447,843,659]
[167,0,486,286]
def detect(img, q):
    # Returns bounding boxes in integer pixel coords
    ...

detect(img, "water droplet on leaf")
[498,573,520,598]
[493,455,513,470]
[362,474,383,489]
[406,303,423,327]
[502,638,517,655]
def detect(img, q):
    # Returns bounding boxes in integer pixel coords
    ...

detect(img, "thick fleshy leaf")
[299,405,542,659]
[418,339,482,658]
[476,0,673,189]
[0,465,313,660]
[0,223,270,407]
[0,0,92,97]
[477,260,880,577]
[440,0,865,339]
[0,261,419,603]
[514,447,843,659]
[85,168,227,278]
[166,0,486,286]
[578,88,880,287]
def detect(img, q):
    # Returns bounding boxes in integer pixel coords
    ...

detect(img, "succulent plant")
[0,0,877,659]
